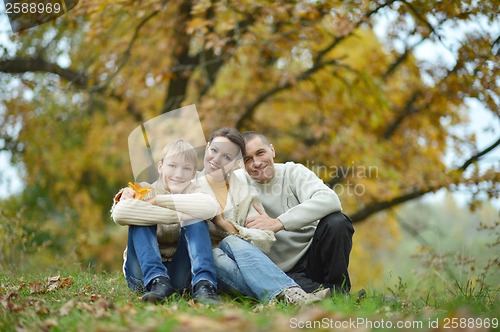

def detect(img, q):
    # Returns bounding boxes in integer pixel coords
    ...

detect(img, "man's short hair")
[159,139,198,166]
[242,131,271,146]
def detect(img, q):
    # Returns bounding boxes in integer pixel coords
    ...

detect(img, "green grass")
[1,270,498,332]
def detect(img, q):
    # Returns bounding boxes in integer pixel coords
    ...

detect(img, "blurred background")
[0,1,498,293]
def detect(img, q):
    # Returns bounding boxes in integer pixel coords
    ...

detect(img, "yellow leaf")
[127,182,151,200]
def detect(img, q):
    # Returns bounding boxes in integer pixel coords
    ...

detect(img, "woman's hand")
[211,215,238,234]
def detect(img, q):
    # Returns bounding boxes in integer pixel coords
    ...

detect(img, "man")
[241,131,354,293]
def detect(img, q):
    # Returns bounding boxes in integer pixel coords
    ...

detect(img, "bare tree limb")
[0,57,87,87]
[458,136,500,171]
[350,135,500,223]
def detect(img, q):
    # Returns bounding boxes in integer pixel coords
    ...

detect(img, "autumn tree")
[0,0,498,271]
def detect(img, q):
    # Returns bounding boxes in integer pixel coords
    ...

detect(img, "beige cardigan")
[194,171,276,253]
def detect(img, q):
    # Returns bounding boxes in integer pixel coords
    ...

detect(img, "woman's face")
[204,136,241,182]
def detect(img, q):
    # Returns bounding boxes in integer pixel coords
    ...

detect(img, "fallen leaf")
[60,276,74,288]
[128,182,152,200]
[28,281,44,295]
[46,275,61,292]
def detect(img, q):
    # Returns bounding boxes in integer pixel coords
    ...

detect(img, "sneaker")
[193,280,219,305]
[313,287,332,300]
[142,276,175,304]
[282,286,320,306]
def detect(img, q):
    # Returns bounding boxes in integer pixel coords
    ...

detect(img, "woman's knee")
[219,234,247,252]
[213,248,225,261]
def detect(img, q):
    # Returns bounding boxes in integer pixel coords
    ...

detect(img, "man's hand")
[245,205,284,233]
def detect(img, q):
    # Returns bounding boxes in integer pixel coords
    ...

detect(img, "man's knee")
[317,211,354,237]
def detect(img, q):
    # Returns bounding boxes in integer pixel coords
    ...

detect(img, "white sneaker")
[282,287,320,306]
[313,287,332,300]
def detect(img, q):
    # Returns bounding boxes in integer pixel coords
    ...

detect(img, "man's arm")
[277,163,342,231]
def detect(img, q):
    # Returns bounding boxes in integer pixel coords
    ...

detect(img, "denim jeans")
[213,235,297,302]
[124,221,217,293]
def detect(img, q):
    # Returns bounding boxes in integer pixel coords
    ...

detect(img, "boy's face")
[158,154,196,193]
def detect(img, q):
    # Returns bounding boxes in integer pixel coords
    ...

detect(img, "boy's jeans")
[124,221,217,292]
[213,235,297,302]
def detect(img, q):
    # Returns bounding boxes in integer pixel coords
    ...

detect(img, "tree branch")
[236,58,340,129]
[197,14,256,99]
[458,136,500,171]
[382,58,462,139]
[235,0,397,129]
[0,57,87,87]
[89,8,161,93]
[382,90,422,139]
[350,135,500,223]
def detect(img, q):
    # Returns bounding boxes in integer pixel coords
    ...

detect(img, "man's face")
[243,137,276,183]
[158,154,196,193]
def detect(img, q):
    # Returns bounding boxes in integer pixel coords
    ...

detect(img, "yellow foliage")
[1,0,497,273]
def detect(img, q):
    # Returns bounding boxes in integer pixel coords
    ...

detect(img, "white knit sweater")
[237,162,343,271]
[111,180,219,260]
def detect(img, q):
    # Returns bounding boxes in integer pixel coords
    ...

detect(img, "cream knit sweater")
[111,180,219,260]
[236,162,343,271]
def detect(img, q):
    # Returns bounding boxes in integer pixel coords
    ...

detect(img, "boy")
[111,140,219,304]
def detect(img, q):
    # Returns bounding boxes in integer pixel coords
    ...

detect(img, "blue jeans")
[213,235,297,302]
[124,221,217,293]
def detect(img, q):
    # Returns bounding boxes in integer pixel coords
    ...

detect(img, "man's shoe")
[282,286,320,306]
[142,276,175,304]
[313,287,332,300]
[193,280,219,305]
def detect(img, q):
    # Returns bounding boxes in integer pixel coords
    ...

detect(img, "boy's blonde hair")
[159,140,198,166]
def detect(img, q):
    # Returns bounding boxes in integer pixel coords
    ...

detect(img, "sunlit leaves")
[0,0,498,273]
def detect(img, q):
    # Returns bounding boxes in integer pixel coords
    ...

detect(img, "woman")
[197,128,322,304]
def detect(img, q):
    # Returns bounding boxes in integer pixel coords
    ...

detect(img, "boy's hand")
[142,193,157,205]
[120,188,136,201]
